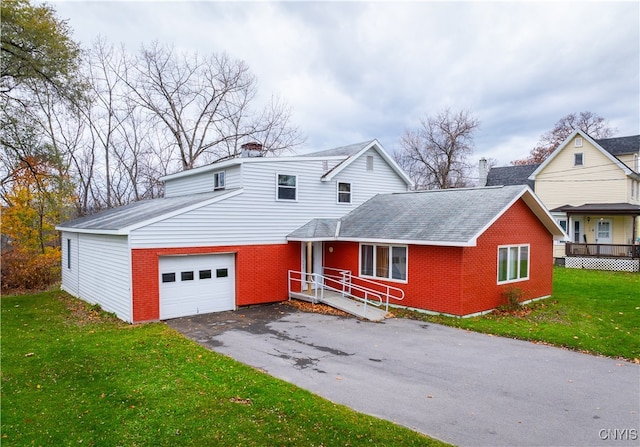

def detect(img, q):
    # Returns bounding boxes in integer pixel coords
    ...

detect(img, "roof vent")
[241,142,264,158]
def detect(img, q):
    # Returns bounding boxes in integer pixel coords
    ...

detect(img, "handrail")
[288,269,405,314]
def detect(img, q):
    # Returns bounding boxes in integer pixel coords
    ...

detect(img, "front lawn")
[1,291,446,447]
[394,268,639,361]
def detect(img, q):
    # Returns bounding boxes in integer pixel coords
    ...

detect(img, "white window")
[276,174,297,201]
[634,154,639,172]
[497,245,529,284]
[574,153,584,166]
[213,171,225,190]
[67,239,71,269]
[360,244,407,281]
[574,137,583,147]
[337,182,351,204]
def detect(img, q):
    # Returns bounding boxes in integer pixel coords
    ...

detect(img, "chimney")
[478,157,488,187]
[241,142,264,158]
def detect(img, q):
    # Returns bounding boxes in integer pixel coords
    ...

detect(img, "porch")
[564,243,640,272]
[552,203,640,273]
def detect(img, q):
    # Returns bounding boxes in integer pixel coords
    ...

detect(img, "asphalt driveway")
[166,303,640,447]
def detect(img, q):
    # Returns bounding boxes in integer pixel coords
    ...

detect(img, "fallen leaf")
[24,352,34,357]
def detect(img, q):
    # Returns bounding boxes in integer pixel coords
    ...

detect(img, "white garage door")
[159,253,235,319]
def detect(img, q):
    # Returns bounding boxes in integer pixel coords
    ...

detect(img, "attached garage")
[159,253,235,319]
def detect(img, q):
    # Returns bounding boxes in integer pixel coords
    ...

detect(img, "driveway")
[166,304,640,447]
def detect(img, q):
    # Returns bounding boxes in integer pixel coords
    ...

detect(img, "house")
[483,129,640,272]
[57,140,564,323]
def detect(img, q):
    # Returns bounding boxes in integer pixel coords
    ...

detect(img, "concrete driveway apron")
[166,304,640,447]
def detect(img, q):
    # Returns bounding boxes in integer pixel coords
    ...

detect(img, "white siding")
[60,231,80,297]
[130,151,409,248]
[75,233,132,322]
[164,165,242,197]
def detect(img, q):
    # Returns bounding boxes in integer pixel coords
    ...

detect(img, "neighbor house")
[57,140,564,323]
[483,130,640,272]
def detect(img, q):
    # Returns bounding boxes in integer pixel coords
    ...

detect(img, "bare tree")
[395,108,480,190]
[512,111,616,165]
[124,43,302,170]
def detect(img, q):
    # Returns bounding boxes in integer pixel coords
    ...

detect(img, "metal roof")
[57,189,240,233]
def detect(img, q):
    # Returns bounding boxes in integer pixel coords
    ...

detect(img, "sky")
[52,0,639,167]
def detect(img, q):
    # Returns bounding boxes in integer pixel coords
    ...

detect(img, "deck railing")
[565,243,640,259]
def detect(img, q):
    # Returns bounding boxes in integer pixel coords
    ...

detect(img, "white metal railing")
[288,269,405,313]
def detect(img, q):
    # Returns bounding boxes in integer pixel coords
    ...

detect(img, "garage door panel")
[159,254,235,319]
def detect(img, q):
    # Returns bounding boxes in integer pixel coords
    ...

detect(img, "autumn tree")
[512,111,616,165]
[395,108,480,190]
[1,0,81,99]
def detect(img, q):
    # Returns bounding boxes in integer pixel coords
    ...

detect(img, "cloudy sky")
[53,0,639,167]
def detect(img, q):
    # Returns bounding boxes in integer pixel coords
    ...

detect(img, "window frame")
[213,170,226,190]
[359,243,408,283]
[337,182,352,204]
[497,244,530,284]
[574,153,584,166]
[276,173,298,201]
[67,238,71,269]
[574,137,583,147]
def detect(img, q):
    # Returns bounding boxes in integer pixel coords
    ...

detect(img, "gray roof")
[302,140,375,158]
[595,135,639,156]
[289,185,560,245]
[58,189,238,232]
[287,219,339,239]
[551,203,640,215]
[485,164,539,188]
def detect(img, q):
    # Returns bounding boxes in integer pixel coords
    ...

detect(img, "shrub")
[1,246,61,292]
[500,287,525,311]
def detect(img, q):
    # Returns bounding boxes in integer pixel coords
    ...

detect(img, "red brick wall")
[322,198,554,316]
[131,243,300,322]
[460,199,554,315]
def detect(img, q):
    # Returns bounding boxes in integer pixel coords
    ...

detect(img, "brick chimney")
[241,142,264,158]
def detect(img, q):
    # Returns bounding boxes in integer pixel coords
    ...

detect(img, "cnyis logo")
[598,428,639,441]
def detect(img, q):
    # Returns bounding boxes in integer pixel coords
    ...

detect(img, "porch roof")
[551,203,640,216]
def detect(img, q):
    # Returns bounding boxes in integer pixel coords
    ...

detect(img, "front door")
[596,219,612,244]
[302,242,323,290]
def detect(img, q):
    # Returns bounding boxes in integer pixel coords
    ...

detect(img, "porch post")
[633,216,638,258]
[306,241,313,294]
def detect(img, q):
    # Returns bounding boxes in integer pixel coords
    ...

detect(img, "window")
[360,244,407,281]
[557,219,567,233]
[162,273,176,283]
[276,174,297,201]
[216,268,229,278]
[337,182,351,204]
[366,155,374,171]
[181,271,194,281]
[574,153,583,166]
[199,269,212,280]
[574,137,583,147]
[573,220,581,243]
[634,154,639,172]
[497,245,529,283]
[67,238,71,269]
[214,171,225,190]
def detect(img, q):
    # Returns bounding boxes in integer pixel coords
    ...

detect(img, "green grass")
[1,291,446,447]
[394,268,640,361]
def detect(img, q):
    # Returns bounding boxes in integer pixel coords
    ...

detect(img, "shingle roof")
[551,203,640,215]
[485,164,539,188]
[287,219,339,239]
[57,189,239,232]
[289,185,562,245]
[595,135,639,156]
[338,186,531,244]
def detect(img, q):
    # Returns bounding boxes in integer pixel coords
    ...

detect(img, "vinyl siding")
[130,149,409,248]
[60,231,80,297]
[164,164,241,197]
[534,136,630,209]
[76,233,132,322]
